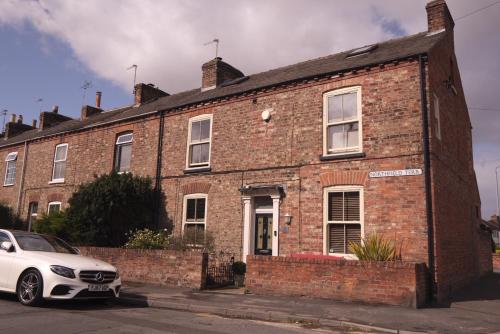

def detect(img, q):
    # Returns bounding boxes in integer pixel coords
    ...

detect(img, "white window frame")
[47,201,62,214]
[433,93,441,140]
[4,152,18,186]
[323,86,363,156]
[182,194,208,244]
[114,132,134,173]
[50,144,68,183]
[185,114,213,170]
[323,185,364,258]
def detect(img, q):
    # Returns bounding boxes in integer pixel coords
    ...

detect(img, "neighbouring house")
[0,0,490,302]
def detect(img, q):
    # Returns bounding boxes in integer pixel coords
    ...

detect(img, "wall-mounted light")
[284,213,292,225]
[261,108,272,122]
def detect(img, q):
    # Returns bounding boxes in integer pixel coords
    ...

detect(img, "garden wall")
[493,254,500,271]
[79,247,207,289]
[246,256,429,308]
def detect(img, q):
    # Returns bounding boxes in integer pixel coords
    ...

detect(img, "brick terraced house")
[0,0,490,301]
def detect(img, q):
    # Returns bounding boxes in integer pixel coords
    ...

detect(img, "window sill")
[328,253,359,260]
[3,184,14,187]
[48,179,65,185]
[320,152,365,161]
[183,167,211,174]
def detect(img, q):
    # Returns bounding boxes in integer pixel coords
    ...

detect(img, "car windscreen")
[13,234,77,254]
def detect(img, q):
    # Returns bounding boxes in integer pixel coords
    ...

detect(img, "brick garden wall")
[478,230,493,276]
[246,256,429,308]
[493,254,500,270]
[79,247,207,289]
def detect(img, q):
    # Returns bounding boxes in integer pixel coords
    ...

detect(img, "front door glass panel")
[255,214,273,255]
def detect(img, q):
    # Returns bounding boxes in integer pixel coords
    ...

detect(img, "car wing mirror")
[0,241,14,252]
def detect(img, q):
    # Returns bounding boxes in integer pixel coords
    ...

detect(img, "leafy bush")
[33,211,72,241]
[0,202,24,229]
[66,172,157,247]
[232,261,246,275]
[124,228,215,252]
[125,229,167,250]
[166,229,215,252]
[349,234,397,261]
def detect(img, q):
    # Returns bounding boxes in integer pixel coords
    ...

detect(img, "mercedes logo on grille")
[95,272,104,282]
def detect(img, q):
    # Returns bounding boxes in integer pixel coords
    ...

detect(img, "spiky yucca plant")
[348,234,397,261]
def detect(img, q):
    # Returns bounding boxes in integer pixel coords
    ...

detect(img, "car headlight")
[50,265,76,279]
[115,270,120,279]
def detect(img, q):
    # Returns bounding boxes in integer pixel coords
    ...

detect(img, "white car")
[0,229,121,306]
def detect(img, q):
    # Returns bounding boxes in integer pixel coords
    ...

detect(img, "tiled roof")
[0,30,445,148]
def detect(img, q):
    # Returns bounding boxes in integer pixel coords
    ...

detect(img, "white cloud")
[0,0,499,217]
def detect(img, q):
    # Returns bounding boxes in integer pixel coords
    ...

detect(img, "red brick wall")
[492,254,500,271]
[162,61,429,263]
[79,247,207,289]
[478,231,493,276]
[0,143,26,210]
[246,256,429,308]
[427,30,483,301]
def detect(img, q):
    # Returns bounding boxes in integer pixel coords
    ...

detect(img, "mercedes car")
[0,229,121,306]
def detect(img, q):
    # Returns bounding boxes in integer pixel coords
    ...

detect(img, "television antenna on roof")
[81,81,92,105]
[204,38,219,58]
[127,64,138,95]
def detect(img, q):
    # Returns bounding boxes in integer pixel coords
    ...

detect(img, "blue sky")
[0,0,499,219]
[0,25,130,125]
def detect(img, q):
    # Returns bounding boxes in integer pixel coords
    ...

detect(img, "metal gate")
[204,255,235,288]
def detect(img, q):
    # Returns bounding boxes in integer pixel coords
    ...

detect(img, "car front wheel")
[17,269,44,306]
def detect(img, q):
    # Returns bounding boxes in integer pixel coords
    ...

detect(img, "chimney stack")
[96,91,102,109]
[17,115,23,124]
[201,57,244,91]
[134,83,169,105]
[10,114,16,123]
[52,105,59,114]
[426,0,454,33]
[32,119,37,128]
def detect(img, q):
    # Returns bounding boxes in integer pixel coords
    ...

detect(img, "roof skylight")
[346,44,378,58]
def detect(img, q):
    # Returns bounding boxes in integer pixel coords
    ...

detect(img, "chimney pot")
[10,114,16,123]
[96,91,102,109]
[32,119,37,128]
[52,105,59,114]
[17,115,23,124]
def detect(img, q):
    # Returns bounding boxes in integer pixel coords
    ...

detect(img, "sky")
[0,0,499,218]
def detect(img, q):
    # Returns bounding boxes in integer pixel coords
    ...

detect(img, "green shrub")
[166,230,215,252]
[349,234,397,261]
[66,172,157,247]
[125,229,167,250]
[232,261,246,275]
[0,202,24,229]
[33,211,72,241]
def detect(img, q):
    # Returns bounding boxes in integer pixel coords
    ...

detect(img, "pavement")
[119,272,500,334]
[0,292,367,334]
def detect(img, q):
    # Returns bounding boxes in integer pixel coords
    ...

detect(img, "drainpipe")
[16,140,28,220]
[153,110,165,228]
[419,55,436,300]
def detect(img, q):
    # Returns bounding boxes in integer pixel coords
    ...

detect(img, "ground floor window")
[47,201,62,215]
[182,194,207,245]
[27,202,38,230]
[324,186,363,255]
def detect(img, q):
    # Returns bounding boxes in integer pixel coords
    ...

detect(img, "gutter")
[16,140,28,219]
[153,110,165,228]
[419,54,436,300]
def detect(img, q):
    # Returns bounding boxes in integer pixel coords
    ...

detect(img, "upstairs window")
[324,186,363,255]
[182,195,207,245]
[52,144,68,182]
[186,115,212,169]
[323,87,362,156]
[4,152,18,186]
[114,133,133,173]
